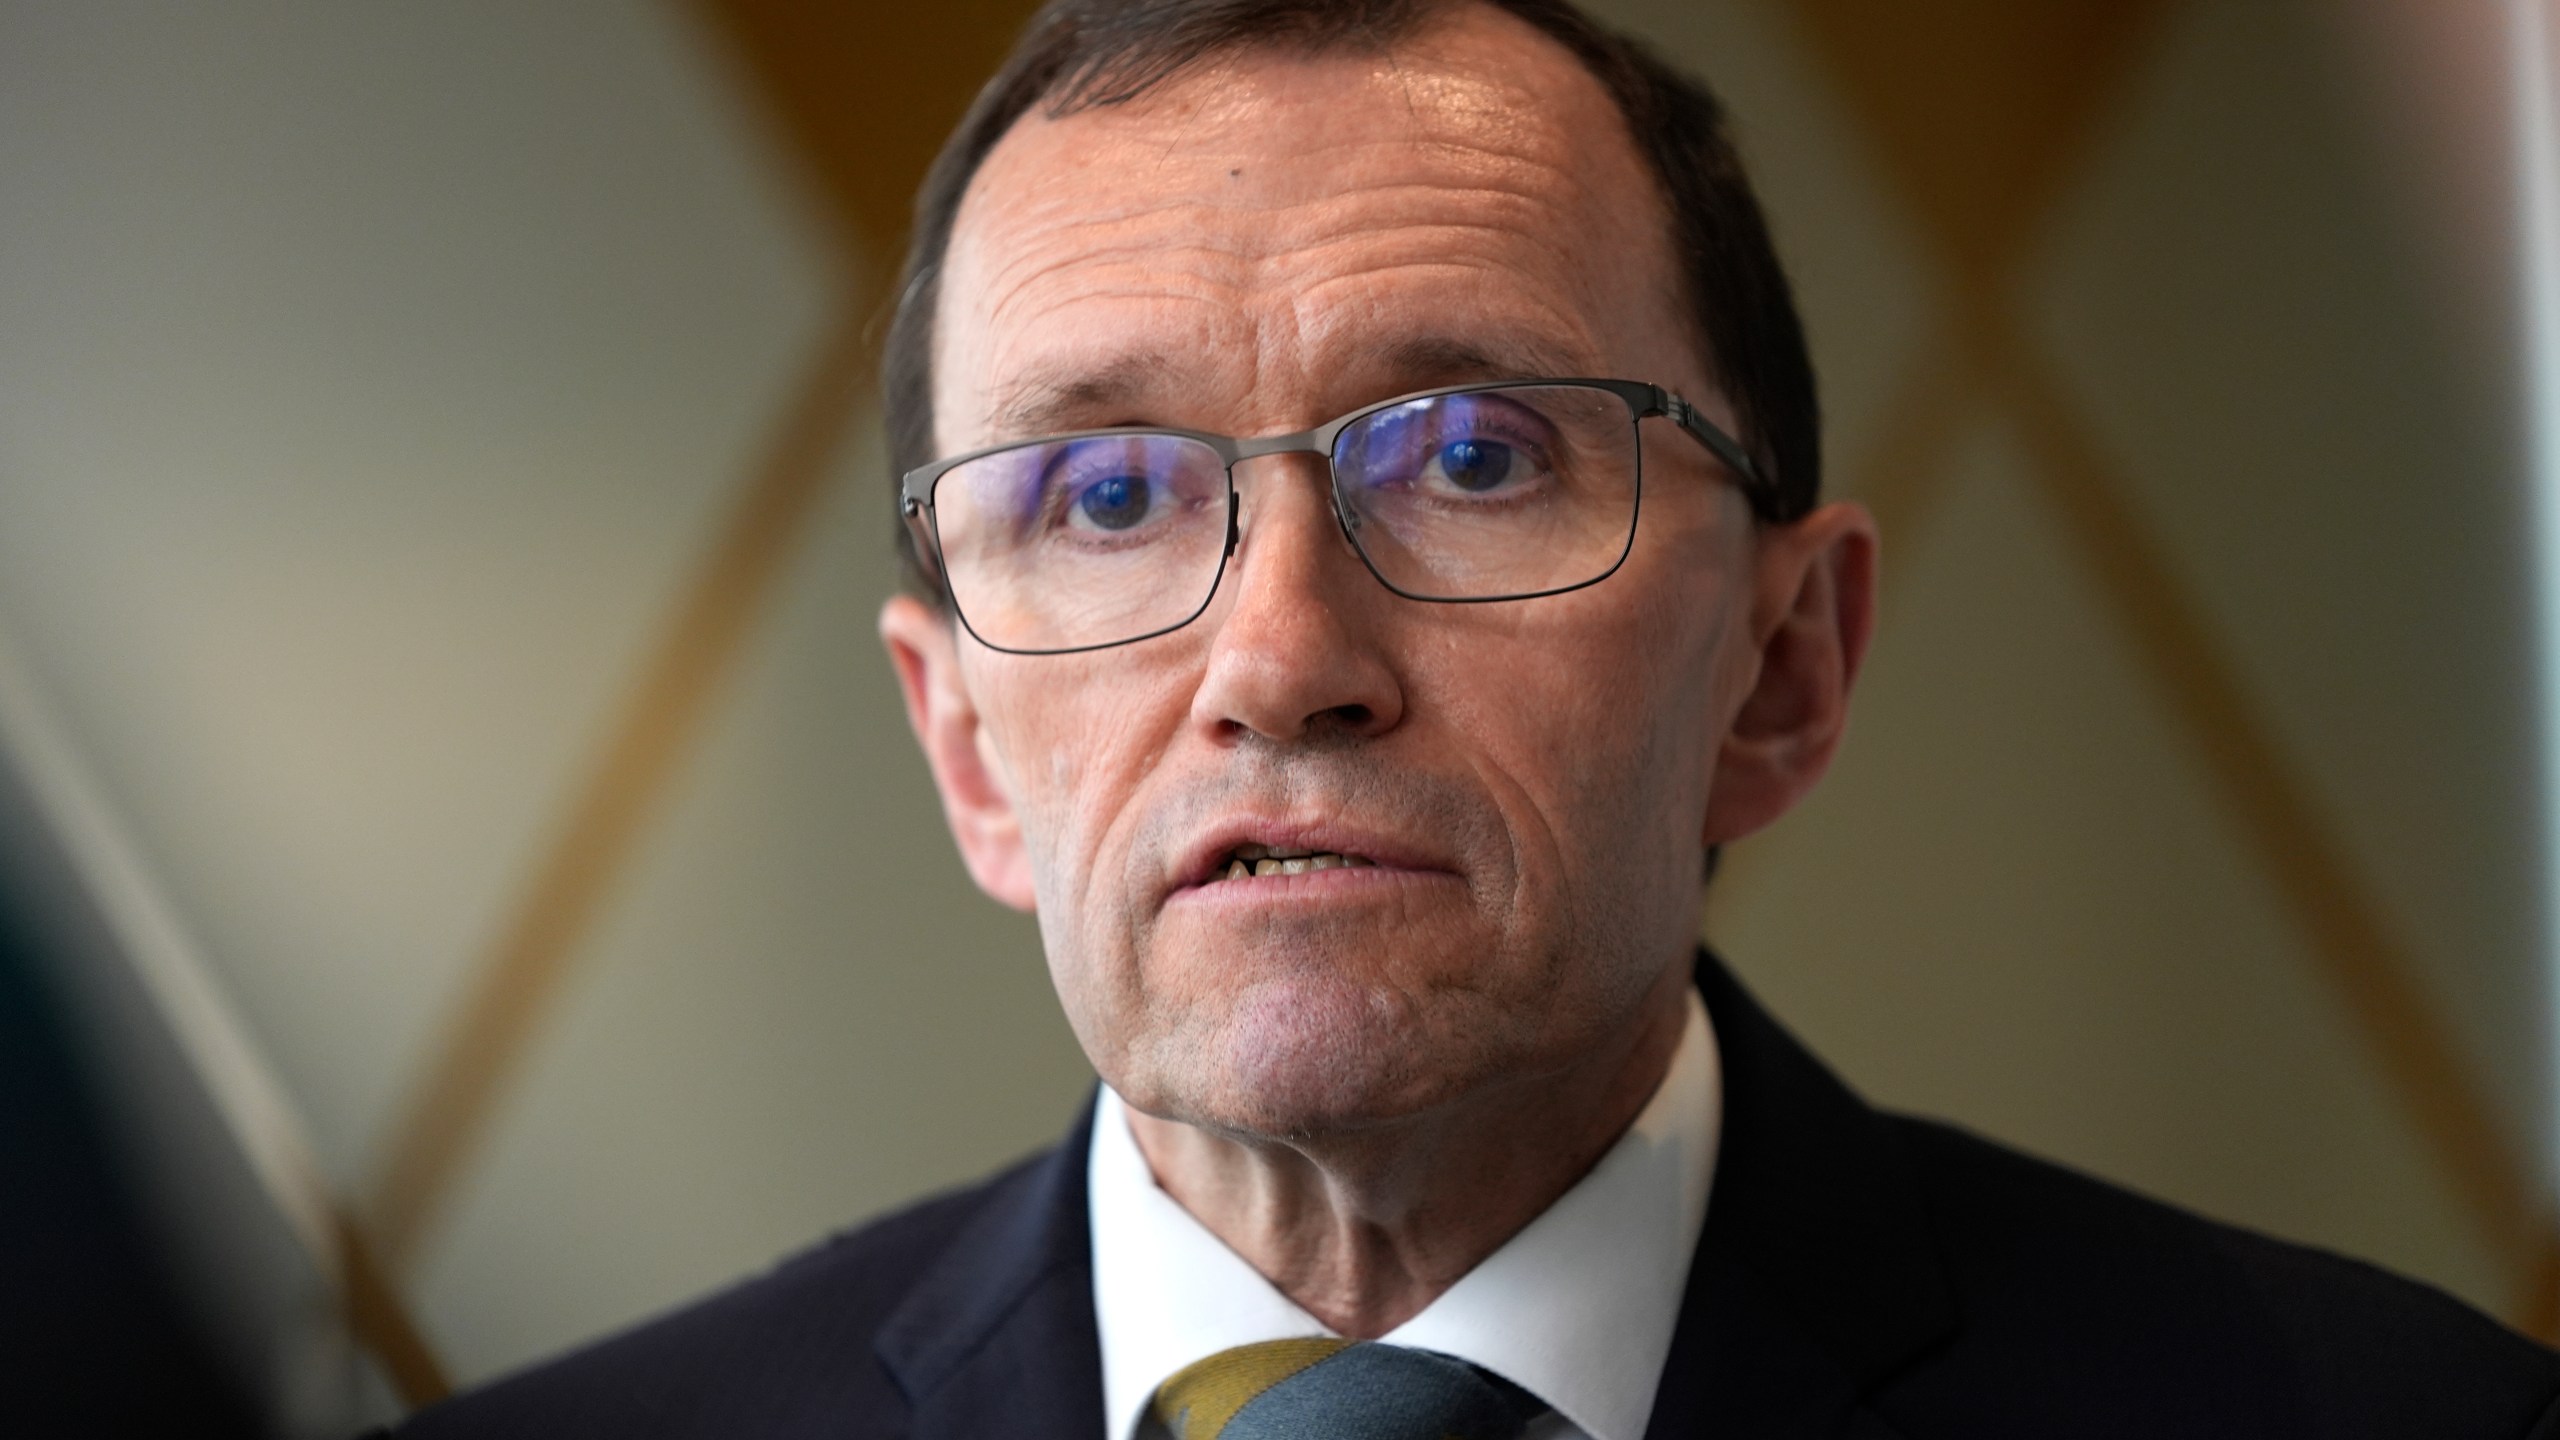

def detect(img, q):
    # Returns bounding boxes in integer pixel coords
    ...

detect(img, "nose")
[1189,455,1405,743]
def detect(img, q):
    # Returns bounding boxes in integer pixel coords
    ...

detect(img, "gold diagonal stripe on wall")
[1990,309,2551,1285]
[1699,351,1980,912]
[366,305,878,1271]
[1835,347,1981,573]
[1810,301,2559,1321]
[357,0,1044,1387]
[1791,0,2174,283]
[0,618,456,1402]
[1774,0,2556,1326]
[2519,1229,2560,1343]
[1798,303,2560,1333]
[336,1206,452,1403]
[683,0,1044,264]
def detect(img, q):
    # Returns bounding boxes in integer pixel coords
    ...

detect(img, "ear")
[879,594,1039,911]
[1701,501,1879,845]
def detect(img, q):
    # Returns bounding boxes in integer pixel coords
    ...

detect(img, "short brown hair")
[881,0,1820,597]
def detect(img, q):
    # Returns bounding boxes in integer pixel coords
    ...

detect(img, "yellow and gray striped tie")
[1151,1338,1544,1440]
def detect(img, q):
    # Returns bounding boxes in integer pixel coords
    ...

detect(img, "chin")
[1137,969,1487,1141]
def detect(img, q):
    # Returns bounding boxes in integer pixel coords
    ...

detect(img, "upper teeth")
[1222,845,1375,880]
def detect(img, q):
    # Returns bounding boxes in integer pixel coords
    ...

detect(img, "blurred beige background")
[0,1,2548,1433]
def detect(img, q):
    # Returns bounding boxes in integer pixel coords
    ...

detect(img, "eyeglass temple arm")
[1651,388,1781,518]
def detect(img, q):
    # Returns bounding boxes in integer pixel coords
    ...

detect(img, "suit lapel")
[875,1099,1107,1440]
[1645,952,1958,1439]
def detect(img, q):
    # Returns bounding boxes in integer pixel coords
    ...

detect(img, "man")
[394,0,2560,1435]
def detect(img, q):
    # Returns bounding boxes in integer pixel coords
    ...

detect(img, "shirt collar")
[1088,987,1721,1440]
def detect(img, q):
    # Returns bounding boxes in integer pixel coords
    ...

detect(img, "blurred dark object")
[0,901,259,1435]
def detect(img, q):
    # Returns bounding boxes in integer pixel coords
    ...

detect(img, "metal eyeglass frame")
[899,377,1770,656]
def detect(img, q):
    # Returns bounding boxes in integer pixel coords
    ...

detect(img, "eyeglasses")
[901,378,1768,655]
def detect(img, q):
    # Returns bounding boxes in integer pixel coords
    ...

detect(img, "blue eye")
[1436,438,1514,492]
[1076,472,1152,530]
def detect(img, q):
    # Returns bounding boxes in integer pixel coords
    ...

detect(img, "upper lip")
[1170,816,1452,891]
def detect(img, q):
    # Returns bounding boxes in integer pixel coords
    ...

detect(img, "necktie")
[1151,1337,1545,1440]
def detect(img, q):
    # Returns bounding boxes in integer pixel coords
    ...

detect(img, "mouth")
[1210,842,1382,882]
[1174,823,1440,894]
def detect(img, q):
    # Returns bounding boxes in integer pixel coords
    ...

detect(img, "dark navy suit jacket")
[391,954,2560,1438]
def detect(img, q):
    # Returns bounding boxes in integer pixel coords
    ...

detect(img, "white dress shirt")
[1088,988,1720,1440]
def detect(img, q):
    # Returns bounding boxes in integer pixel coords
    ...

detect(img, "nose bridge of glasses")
[1225,430,1345,517]
[1223,437,1362,572]
[1225,434,1330,489]
[1227,427,1333,464]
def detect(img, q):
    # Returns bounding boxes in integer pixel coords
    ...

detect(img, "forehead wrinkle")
[977,224,1583,347]
[1249,217,1591,297]
[977,254,1248,348]
[1251,188,1592,271]
[985,268,1599,431]
[1288,273,1603,372]
[971,271,1245,378]
[981,166,1570,285]
[972,178,1605,341]
[974,104,1600,259]
[960,215,1262,358]
[970,202,1230,280]
[961,237,1613,441]
[954,97,1628,319]
[1049,138,1612,269]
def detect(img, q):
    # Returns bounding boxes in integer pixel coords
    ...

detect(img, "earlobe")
[879,594,1040,912]
[1700,503,1879,845]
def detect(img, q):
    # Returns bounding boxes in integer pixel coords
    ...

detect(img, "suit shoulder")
[387,1151,1052,1440]
[1890,1114,2560,1438]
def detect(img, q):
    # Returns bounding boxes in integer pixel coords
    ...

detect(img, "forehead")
[933,6,1688,448]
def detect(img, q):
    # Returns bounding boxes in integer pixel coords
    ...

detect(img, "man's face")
[893,8,1844,1139]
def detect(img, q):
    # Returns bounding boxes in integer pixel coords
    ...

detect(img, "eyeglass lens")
[928,383,1641,654]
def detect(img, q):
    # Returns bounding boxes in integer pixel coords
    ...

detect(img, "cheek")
[966,649,1196,916]
[969,663,1175,1063]
[1439,557,1732,895]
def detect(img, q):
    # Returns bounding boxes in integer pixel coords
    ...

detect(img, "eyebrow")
[987,352,1182,440]
[980,332,1604,441]
[1366,334,1597,389]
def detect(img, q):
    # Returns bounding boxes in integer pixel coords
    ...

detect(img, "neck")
[1123,959,1694,1338]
